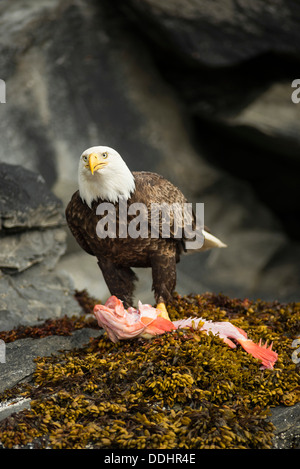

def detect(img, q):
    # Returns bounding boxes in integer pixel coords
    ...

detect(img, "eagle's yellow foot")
[156,302,171,321]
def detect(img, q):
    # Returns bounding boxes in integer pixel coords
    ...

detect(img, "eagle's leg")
[151,253,176,321]
[97,258,138,308]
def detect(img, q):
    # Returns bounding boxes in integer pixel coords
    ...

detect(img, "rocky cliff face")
[0,163,81,331]
[0,0,299,307]
[0,2,299,447]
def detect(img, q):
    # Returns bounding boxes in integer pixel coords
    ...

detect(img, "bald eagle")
[66,146,226,319]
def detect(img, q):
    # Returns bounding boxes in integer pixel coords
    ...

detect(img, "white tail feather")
[202,230,227,250]
[185,229,227,253]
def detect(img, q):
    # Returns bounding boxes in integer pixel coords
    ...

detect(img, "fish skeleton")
[93,296,278,369]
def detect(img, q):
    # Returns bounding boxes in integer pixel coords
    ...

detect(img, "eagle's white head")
[78,146,136,207]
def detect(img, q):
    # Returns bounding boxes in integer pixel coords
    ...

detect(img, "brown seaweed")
[0,291,299,449]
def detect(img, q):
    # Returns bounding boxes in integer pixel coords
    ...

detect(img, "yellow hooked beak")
[88,152,108,175]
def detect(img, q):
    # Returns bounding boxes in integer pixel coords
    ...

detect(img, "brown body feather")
[66,171,195,307]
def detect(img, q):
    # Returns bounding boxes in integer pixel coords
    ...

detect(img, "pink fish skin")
[174,318,278,369]
[93,296,278,369]
[93,296,175,343]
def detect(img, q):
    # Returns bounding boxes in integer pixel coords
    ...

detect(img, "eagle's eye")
[102,152,108,159]
[82,155,88,162]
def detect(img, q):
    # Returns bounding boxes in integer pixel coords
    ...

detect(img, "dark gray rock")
[0,328,102,425]
[0,162,82,331]
[117,0,300,249]
[270,403,300,449]
[119,0,300,67]
[213,82,300,150]
[0,397,31,422]
[0,264,82,331]
[0,228,66,273]
[0,328,102,394]
[0,163,64,231]
[0,0,204,194]
[189,81,300,238]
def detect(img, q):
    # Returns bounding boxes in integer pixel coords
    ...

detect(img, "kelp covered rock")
[0,292,299,449]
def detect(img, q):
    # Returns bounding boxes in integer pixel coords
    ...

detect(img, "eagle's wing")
[131,172,195,241]
[65,191,95,256]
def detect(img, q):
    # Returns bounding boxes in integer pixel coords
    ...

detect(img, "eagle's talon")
[156,302,170,321]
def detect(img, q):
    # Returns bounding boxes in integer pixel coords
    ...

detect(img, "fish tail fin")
[238,339,278,369]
